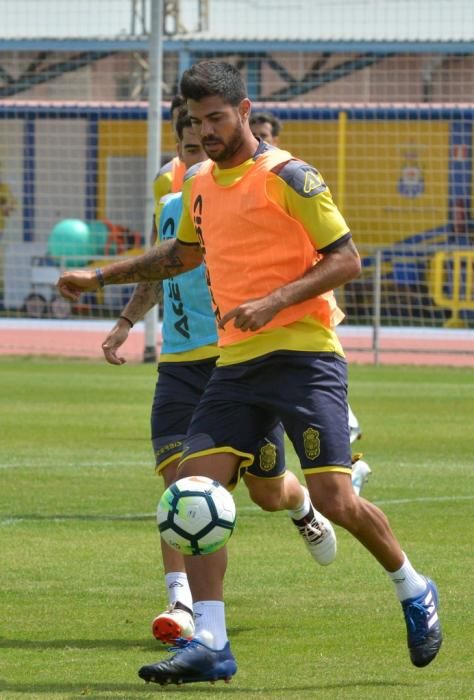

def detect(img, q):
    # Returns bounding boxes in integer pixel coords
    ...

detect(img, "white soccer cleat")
[348,404,362,444]
[351,459,372,496]
[291,489,337,566]
[349,424,362,444]
[152,603,195,644]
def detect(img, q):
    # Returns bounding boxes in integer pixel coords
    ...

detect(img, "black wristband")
[95,268,105,288]
[119,315,134,328]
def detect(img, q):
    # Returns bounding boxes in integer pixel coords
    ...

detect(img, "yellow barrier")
[430,250,474,327]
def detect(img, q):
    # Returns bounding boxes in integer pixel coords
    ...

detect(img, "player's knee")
[251,491,282,511]
[177,438,240,488]
[246,481,284,511]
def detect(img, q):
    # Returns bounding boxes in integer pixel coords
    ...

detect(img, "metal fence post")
[143,0,163,362]
[373,249,382,365]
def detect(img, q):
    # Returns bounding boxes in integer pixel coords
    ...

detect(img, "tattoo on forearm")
[123,282,162,320]
[105,241,186,285]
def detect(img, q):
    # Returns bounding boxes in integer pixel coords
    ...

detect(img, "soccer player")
[101,107,337,646]
[0,170,17,237]
[249,110,371,493]
[57,61,442,683]
[249,110,282,145]
[149,94,187,245]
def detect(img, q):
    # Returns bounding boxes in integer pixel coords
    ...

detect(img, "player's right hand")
[56,270,99,301]
[101,320,131,365]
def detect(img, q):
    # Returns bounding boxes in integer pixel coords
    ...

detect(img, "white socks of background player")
[193,601,228,650]
[165,571,193,611]
[387,553,427,601]
[287,486,312,521]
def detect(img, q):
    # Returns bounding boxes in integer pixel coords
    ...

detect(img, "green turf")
[1,357,473,699]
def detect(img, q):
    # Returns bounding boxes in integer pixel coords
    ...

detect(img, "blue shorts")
[151,359,285,479]
[181,351,351,476]
[151,359,216,472]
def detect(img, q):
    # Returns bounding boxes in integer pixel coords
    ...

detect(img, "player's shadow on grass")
[0,678,419,695]
[0,680,162,695]
[0,627,253,652]
[0,638,169,652]
[2,513,154,522]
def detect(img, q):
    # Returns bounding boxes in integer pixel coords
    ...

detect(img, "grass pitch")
[0,357,473,699]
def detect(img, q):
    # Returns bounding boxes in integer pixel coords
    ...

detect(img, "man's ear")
[239,98,252,122]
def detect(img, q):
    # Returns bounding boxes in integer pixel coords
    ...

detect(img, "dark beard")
[203,124,244,163]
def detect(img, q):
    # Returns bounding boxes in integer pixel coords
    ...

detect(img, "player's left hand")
[102,320,131,365]
[218,297,280,332]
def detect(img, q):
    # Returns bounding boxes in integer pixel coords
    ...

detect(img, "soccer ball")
[157,476,236,556]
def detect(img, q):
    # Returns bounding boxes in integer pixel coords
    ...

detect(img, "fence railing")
[430,250,474,328]
[1,243,473,364]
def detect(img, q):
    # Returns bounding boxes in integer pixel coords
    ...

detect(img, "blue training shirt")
[159,193,218,354]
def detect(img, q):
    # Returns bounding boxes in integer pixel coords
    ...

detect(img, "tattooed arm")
[56,238,203,302]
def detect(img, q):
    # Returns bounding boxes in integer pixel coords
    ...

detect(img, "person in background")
[150,94,187,245]
[250,110,371,495]
[249,110,282,145]
[0,168,17,237]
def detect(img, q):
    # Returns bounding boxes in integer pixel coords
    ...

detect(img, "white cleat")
[291,489,337,566]
[152,603,195,644]
[349,425,362,444]
[351,459,372,496]
[348,405,362,444]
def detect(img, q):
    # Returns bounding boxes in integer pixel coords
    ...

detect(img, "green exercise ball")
[47,219,92,267]
[86,220,109,256]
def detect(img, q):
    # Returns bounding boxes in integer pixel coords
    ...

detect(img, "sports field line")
[1,494,473,525]
[0,461,150,469]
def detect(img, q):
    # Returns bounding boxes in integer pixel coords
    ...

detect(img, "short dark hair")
[170,94,186,115]
[250,111,281,137]
[174,107,192,141]
[180,61,247,106]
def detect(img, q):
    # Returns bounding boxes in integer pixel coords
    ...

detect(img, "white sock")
[287,486,312,521]
[165,572,193,611]
[193,601,228,650]
[387,553,427,601]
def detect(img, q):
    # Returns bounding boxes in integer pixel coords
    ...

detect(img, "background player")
[150,94,187,245]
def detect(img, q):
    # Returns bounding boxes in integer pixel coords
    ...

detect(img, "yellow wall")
[280,119,450,247]
[97,118,450,248]
[97,120,176,219]
[343,121,449,246]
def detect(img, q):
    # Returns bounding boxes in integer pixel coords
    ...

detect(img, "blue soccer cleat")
[402,577,442,667]
[138,638,237,685]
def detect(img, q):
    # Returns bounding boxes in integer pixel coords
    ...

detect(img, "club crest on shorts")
[303,427,320,460]
[259,442,277,472]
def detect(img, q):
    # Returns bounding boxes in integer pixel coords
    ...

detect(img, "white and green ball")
[157,476,236,555]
